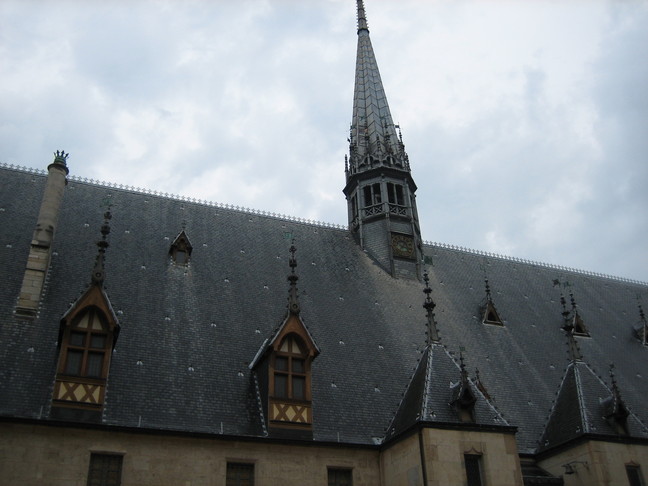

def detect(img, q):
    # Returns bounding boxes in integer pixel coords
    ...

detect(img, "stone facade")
[539,440,648,486]
[381,427,522,486]
[0,422,380,486]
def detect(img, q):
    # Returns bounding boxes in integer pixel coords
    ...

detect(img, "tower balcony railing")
[388,203,408,216]
[363,203,384,217]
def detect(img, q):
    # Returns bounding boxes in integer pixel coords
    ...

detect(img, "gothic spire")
[348,0,406,174]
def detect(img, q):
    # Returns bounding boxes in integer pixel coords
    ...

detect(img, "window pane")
[627,466,644,486]
[70,331,86,347]
[274,374,287,398]
[293,376,305,400]
[363,186,372,206]
[175,250,186,264]
[292,358,305,373]
[88,453,122,486]
[328,468,352,486]
[227,462,254,486]
[275,357,288,371]
[465,455,483,486]
[396,185,404,205]
[86,352,104,378]
[65,350,83,375]
[90,334,106,349]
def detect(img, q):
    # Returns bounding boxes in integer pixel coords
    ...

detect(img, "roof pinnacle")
[287,240,300,315]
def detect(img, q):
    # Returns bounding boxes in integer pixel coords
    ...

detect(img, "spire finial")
[91,205,112,286]
[423,270,439,344]
[357,0,369,32]
[287,240,300,315]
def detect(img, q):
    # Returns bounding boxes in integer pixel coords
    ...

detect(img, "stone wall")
[380,427,523,486]
[0,422,380,486]
[539,439,648,486]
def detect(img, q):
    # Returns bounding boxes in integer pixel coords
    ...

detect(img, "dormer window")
[52,286,119,421]
[572,313,589,337]
[482,301,503,326]
[170,230,193,265]
[61,308,110,378]
[272,335,308,400]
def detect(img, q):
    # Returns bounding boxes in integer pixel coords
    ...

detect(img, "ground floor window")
[627,464,645,486]
[87,453,123,486]
[328,467,352,486]
[464,454,484,486]
[227,462,254,486]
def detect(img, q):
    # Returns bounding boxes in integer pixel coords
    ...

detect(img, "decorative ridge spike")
[91,207,112,286]
[357,0,369,32]
[422,270,439,344]
[287,240,300,315]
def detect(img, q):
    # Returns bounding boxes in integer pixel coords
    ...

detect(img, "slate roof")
[539,360,648,451]
[1,164,648,455]
[386,343,511,441]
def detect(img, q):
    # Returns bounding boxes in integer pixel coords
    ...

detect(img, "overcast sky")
[1,0,647,282]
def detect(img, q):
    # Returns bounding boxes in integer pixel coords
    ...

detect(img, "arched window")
[59,307,111,379]
[272,335,308,401]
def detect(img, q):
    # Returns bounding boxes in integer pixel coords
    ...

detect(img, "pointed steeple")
[343,1,422,280]
[349,0,406,172]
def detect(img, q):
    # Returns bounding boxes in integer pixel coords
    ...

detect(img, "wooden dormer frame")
[52,285,119,419]
[264,314,319,431]
[169,230,193,265]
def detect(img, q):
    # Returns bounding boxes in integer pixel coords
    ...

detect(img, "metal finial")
[422,270,439,344]
[560,293,582,361]
[458,350,470,384]
[570,291,577,311]
[91,207,112,286]
[639,302,646,323]
[560,294,571,322]
[484,277,492,302]
[287,240,300,315]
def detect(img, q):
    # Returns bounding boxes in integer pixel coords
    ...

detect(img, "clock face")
[391,233,415,259]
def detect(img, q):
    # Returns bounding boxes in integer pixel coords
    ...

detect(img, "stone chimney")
[16,151,69,317]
